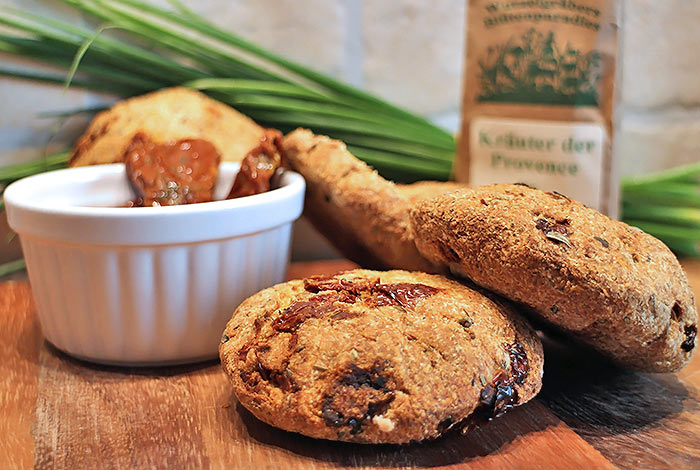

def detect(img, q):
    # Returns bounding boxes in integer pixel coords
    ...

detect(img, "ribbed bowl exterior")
[20,224,292,365]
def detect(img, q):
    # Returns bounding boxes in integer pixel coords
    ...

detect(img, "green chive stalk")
[0,259,26,278]
[622,204,700,228]
[0,152,70,184]
[622,164,700,257]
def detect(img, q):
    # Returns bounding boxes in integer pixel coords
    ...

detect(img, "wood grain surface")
[1,260,699,470]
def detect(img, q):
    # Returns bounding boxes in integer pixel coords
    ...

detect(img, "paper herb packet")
[456,0,622,217]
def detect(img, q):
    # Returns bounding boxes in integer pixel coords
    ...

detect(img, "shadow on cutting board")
[538,336,691,435]
[235,399,550,468]
[538,336,700,469]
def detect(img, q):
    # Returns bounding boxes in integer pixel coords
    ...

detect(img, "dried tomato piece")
[227,129,283,199]
[124,132,221,206]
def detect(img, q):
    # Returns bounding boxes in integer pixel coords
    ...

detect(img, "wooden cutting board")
[2,260,700,470]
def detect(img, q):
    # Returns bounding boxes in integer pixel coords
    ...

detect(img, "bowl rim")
[5,162,298,215]
[4,162,306,245]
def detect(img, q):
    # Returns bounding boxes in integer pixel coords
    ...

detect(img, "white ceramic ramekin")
[4,163,305,366]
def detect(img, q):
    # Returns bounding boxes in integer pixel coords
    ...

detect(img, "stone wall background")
[1,0,699,261]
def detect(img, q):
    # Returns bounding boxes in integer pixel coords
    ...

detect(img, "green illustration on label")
[477,28,601,106]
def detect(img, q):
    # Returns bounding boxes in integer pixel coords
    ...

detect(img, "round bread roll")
[410,183,698,372]
[220,269,544,444]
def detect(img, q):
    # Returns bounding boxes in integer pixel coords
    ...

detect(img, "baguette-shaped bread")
[282,128,441,272]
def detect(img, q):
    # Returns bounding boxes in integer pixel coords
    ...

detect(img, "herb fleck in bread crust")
[410,184,697,372]
[220,269,543,444]
[70,87,264,167]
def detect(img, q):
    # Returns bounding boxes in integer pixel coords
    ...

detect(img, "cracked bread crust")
[410,184,698,372]
[220,269,543,444]
[281,128,440,272]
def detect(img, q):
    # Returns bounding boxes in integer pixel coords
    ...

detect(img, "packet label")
[470,117,605,208]
[457,0,621,217]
